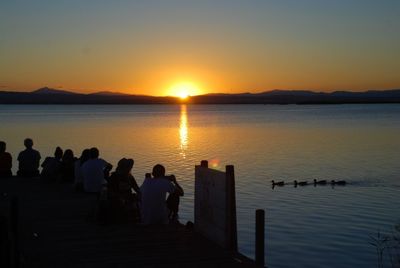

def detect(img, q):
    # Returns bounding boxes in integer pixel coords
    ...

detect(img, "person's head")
[145,173,152,179]
[54,147,63,159]
[0,141,6,153]
[116,158,134,174]
[62,149,74,161]
[24,138,33,149]
[89,147,99,159]
[152,164,166,178]
[80,149,91,165]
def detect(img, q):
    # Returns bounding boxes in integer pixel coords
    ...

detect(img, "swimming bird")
[313,179,327,185]
[271,180,284,186]
[331,180,347,185]
[294,180,308,187]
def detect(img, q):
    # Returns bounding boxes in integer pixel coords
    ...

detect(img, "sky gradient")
[1,0,399,96]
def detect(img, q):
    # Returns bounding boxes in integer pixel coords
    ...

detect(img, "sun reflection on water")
[179,104,188,158]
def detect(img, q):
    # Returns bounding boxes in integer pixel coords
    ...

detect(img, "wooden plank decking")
[0,178,258,267]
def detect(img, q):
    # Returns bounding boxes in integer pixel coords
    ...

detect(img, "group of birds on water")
[271,179,347,188]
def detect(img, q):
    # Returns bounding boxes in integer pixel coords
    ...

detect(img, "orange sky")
[1,1,399,96]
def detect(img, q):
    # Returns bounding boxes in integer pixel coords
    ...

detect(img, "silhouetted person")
[59,149,76,182]
[74,149,91,191]
[0,141,12,178]
[40,147,63,182]
[108,158,141,221]
[81,147,112,193]
[165,175,183,220]
[17,138,41,177]
[140,164,184,225]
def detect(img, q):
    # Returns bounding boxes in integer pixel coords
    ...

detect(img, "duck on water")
[271,180,284,187]
[313,179,327,185]
[294,180,308,187]
[331,180,347,185]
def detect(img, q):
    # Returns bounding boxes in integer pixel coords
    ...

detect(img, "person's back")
[140,164,179,225]
[108,158,141,221]
[41,157,61,181]
[81,148,111,193]
[40,147,63,182]
[82,158,107,192]
[17,138,41,177]
[0,141,12,178]
[140,177,175,225]
[108,173,136,197]
[60,149,76,182]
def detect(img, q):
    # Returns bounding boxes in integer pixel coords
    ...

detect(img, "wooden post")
[226,165,238,252]
[200,160,208,168]
[255,209,265,266]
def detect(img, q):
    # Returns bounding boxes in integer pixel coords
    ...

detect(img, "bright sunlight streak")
[168,82,201,99]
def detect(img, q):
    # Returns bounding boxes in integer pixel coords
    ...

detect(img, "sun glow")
[168,82,200,99]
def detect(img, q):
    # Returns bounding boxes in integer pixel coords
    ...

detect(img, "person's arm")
[104,162,113,172]
[170,175,184,196]
[130,175,141,194]
[35,151,41,169]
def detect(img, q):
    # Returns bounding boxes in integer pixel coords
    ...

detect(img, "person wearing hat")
[108,158,141,221]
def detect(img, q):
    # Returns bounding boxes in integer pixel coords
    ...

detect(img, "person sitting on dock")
[140,164,184,225]
[0,141,12,178]
[59,149,76,182]
[40,146,63,182]
[81,147,112,193]
[17,138,41,177]
[165,175,183,221]
[108,158,141,221]
[74,149,91,191]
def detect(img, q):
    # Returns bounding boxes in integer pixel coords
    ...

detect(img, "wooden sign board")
[194,161,237,251]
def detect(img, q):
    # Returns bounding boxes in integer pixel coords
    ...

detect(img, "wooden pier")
[0,177,258,267]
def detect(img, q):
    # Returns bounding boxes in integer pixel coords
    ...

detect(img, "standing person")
[17,138,41,177]
[74,149,91,191]
[0,141,12,178]
[140,164,184,225]
[40,147,63,182]
[81,147,112,193]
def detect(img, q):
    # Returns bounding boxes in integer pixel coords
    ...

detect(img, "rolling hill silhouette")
[0,87,400,104]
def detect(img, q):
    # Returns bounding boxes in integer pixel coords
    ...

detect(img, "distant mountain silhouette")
[190,89,400,104]
[88,91,130,96]
[32,87,77,95]
[0,87,400,104]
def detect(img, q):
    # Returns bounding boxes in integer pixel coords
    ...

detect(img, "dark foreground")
[0,178,257,267]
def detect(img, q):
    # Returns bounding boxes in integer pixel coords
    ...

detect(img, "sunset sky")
[1,0,399,96]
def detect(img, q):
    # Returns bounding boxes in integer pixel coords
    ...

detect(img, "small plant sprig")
[369,224,400,268]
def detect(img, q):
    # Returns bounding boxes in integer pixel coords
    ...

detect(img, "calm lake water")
[1,104,400,267]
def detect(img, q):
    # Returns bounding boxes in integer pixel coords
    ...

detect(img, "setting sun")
[168,82,201,99]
